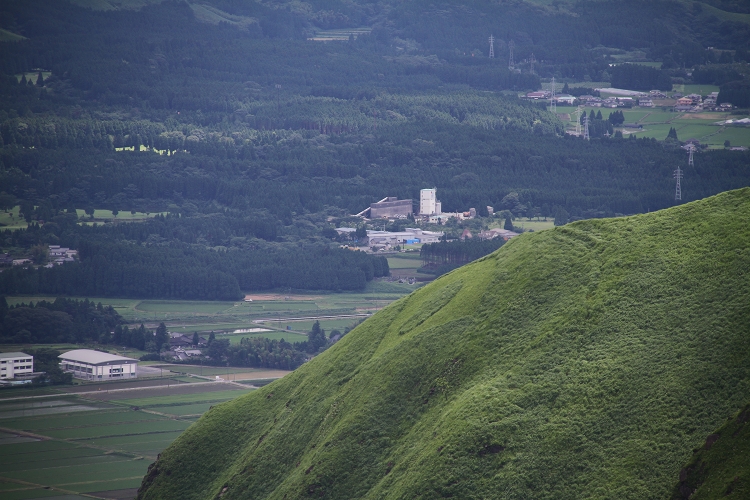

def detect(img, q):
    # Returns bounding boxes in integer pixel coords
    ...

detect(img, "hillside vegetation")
[671,403,750,499]
[137,188,750,499]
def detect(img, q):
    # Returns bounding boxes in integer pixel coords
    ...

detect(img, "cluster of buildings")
[361,189,483,224]
[674,92,730,112]
[46,245,78,266]
[161,333,206,361]
[0,245,78,268]
[526,87,734,112]
[1,349,140,385]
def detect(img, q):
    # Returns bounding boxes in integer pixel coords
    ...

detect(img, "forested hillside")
[136,189,750,499]
[0,0,749,299]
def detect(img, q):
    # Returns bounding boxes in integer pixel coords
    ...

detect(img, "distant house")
[675,97,694,111]
[479,228,520,241]
[554,94,576,105]
[638,99,654,107]
[525,91,548,100]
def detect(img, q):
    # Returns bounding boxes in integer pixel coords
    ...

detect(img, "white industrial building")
[366,228,444,248]
[420,188,441,216]
[59,349,138,381]
[0,352,34,380]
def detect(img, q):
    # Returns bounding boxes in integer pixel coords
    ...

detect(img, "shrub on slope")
[137,189,750,500]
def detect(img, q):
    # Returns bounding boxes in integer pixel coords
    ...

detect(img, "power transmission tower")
[575,106,582,137]
[489,35,495,58]
[508,40,515,69]
[530,53,536,74]
[674,166,683,201]
[687,143,695,166]
[549,77,556,114]
[583,114,590,140]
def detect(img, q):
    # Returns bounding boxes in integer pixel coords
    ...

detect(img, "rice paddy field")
[559,106,750,148]
[0,377,255,500]
[4,280,414,339]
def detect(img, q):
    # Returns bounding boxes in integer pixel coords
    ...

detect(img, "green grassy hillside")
[671,403,750,499]
[137,189,750,500]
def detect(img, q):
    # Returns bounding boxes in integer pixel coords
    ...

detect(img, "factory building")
[59,349,138,381]
[369,197,413,219]
[420,188,442,216]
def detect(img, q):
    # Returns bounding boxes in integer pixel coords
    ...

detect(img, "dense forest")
[0,296,124,343]
[0,0,749,300]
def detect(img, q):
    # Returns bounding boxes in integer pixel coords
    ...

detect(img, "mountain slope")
[671,403,750,499]
[138,188,750,500]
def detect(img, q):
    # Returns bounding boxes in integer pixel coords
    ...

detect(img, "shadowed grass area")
[137,189,750,500]
[670,403,750,499]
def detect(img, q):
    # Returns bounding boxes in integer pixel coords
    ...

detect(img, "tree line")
[0,296,124,344]
[420,238,506,275]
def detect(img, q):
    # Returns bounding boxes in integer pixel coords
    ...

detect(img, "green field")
[4,281,413,339]
[75,209,168,221]
[0,382,252,499]
[507,218,555,232]
[225,331,309,344]
[0,206,27,230]
[672,83,721,95]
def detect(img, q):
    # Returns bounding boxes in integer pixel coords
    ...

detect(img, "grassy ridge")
[137,189,750,500]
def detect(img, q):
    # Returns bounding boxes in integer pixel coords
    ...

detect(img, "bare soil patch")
[226,370,291,381]
[244,293,321,301]
[680,112,726,120]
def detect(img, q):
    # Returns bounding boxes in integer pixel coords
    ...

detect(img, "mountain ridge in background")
[136,188,750,499]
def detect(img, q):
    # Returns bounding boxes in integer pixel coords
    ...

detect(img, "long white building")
[59,349,138,381]
[0,352,34,380]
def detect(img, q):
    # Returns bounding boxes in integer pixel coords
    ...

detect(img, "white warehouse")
[0,352,34,380]
[59,349,138,381]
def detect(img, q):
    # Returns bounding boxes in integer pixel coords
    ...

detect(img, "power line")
[583,114,590,140]
[549,77,556,114]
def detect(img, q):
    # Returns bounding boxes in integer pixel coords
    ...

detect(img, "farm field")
[224,330,309,344]
[672,83,720,95]
[508,219,555,232]
[3,281,414,340]
[559,105,750,147]
[0,379,253,499]
[0,206,27,230]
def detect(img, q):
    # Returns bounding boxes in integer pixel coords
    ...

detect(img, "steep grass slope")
[671,403,750,499]
[138,189,750,500]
